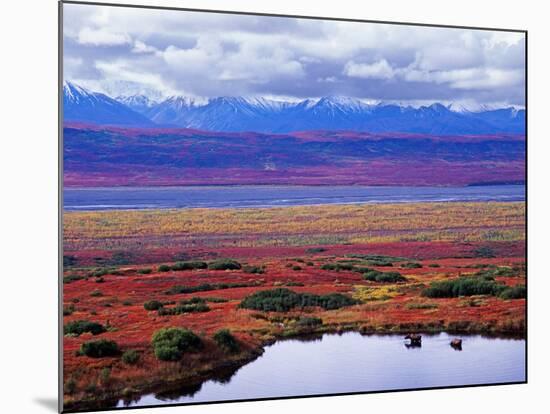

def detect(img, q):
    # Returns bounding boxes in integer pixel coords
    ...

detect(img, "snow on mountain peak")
[63,81,97,103]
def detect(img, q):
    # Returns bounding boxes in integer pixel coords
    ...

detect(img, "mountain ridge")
[63,82,525,135]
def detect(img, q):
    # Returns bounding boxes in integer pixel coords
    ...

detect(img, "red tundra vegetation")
[62,202,525,410]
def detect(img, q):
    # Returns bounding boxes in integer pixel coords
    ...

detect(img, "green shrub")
[165,282,252,295]
[204,297,229,303]
[475,266,517,278]
[292,265,302,271]
[321,263,354,272]
[64,320,106,336]
[474,246,496,258]
[422,277,505,298]
[121,350,140,365]
[346,254,408,263]
[63,274,84,284]
[428,264,441,268]
[285,281,304,287]
[143,300,164,311]
[362,269,407,283]
[90,290,103,297]
[405,302,438,310]
[296,316,323,328]
[306,262,314,266]
[401,262,422,269]
[243,265,265,274]
[213,329,239,353]
[366,260,394,267]
[158,264,171,272]
[151,328,202,361]
[306,247,326,254]
[208,259,242,270]
[100,367,111,383]
[64,378,76,395]
[239,288,357,312]
[158,301,210,315]
[137,268,152,274]
[63,304,75,316]
[63,255,77,267]
[171,261,208,271]
[80,339,119,358]
[499,285,526,299]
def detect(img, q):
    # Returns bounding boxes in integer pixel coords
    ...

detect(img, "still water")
[118,332,525,408]
[64,184,525,211]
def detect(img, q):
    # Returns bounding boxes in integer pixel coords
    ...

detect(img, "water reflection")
[117,332,525,409]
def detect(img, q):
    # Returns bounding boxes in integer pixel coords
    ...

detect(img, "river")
[64,184,525,211]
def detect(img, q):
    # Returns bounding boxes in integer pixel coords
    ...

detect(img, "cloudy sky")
[63,3,525,107]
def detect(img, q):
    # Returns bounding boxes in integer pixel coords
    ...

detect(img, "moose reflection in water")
[404,333,422,348]
[451,338,463,351]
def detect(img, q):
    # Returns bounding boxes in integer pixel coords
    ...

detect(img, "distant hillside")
[63,124,525,187]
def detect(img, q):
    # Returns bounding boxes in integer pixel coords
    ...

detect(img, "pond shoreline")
[63,325,525,412]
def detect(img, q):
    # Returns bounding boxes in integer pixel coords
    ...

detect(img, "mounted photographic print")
[60,1,527,412]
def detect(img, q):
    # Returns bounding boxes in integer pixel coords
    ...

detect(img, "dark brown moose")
[450,338,463,350]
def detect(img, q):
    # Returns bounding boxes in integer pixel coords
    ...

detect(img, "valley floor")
[62,201,526,411]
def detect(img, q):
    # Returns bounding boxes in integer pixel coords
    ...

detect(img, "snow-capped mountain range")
[63,81,525,134]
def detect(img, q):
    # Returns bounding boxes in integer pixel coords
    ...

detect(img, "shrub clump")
[158,264,171,272]
[80,339,119,358]
[499,285,526,299]
[243,265,265,274]
[406,302,439,310]
[64,320,106,336]
[475,266,517,278]
[63,274,85,284]
[171,261,208,271]
[306,247,326,254]
[362,269,407,283]
[208,259,242,270]
[151,327,202,361]
[158,298,210,315]
[321,263,354,272]
[213,329,239,353]
[295,316,323,328]
[422,277,506,298]
[239,288,358,312]
[165,282,253,295]
[143,300,164,311]
[63,304,75,316]
[121,350,140,365]
[401,262,422,269]
[137,268,152,274]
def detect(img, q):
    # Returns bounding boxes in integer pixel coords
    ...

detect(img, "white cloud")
[401,66,523,90]
[77,27,131,46]
[344,59,395,80]
[63,3,525,106]
[132,40,158,54]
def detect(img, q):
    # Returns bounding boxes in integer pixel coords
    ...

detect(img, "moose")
[450,338,463,350]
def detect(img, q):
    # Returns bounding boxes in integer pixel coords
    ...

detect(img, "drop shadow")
[34,397,58,412]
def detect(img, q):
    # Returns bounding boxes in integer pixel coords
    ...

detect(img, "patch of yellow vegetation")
[353,285,404,302]
[64,201,525,250]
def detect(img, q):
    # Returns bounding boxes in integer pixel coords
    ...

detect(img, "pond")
[118,332,525,408]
